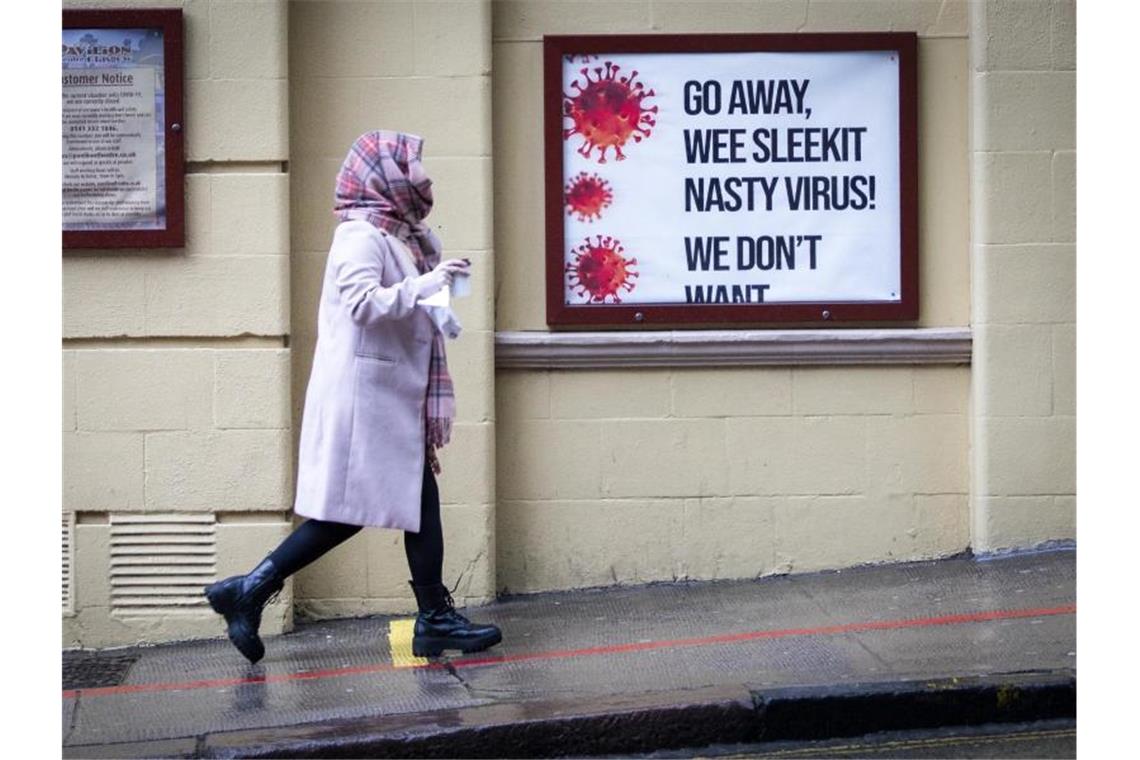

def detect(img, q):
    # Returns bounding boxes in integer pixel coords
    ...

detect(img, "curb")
[750,670,1075,743]
[65,670,1075,759]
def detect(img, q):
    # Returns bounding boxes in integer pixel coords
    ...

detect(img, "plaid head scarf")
[333,131,455,475]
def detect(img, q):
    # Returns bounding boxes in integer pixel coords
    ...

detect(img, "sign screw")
[634,312,645,322]
[171,123,182,133]
[822,310,832,320]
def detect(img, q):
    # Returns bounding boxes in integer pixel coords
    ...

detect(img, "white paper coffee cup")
[452,270,471,298]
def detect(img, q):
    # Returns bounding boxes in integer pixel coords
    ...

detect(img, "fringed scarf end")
[426,416,452,448]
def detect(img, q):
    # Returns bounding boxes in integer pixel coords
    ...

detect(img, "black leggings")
[267,459,444,586]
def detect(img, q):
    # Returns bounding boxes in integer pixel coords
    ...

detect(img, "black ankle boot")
[408,581,502,657]
[204,557,285,663]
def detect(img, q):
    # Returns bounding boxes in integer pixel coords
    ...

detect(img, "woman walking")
[204,130,502,664]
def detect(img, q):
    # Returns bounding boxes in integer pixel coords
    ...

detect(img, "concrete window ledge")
[494,327,972,369]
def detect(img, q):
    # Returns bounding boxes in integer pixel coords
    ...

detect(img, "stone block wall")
[491,0,977,594]
[62,0,293,647]
[969,0,1076,550]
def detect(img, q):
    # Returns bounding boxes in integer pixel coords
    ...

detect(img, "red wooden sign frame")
[63,8,185,249]
[544,33,919,328]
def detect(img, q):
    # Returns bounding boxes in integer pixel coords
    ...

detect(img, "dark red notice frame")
[544,33,919,329]
[63,8,185,249]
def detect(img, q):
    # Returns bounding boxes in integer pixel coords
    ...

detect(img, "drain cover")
[63,651,139,690]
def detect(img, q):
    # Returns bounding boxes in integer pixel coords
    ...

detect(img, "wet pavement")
[61,549,1076,758]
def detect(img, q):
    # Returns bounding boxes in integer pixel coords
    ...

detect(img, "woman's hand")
[413,259,470,298]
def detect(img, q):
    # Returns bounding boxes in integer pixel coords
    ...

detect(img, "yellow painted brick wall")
[493,0,974,594]
[497,366,970,591]
[62,0,293,647]
[288,0,496,617]
[970,0,1076,550]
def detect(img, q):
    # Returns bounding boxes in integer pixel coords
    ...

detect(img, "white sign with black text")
[560,50,901,307]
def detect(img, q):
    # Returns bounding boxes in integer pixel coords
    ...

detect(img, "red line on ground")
[62,603,1075,700]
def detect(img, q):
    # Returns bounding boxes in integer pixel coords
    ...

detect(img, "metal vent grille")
[110,513,216,616]
[63,513,75,615]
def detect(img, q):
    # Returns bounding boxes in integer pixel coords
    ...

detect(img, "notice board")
[63,8,185,249]
[544,33,918,327]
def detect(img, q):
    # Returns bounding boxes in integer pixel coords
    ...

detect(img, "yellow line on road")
[388,618,429,668]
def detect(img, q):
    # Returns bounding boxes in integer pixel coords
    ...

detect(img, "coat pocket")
[353,354,399,394]
[355,352,398,365]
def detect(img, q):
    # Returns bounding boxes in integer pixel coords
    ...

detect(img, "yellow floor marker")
[388,618,429,668]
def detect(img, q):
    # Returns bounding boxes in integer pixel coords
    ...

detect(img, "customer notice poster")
[62,28,167,232]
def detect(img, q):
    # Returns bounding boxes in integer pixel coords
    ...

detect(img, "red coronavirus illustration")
[566,235,639,304]
[564,171,614,222]
[563,62,658,164]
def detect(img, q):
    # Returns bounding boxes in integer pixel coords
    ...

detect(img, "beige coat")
[293,220,439,530]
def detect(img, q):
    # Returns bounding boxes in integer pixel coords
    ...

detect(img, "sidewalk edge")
[63,670,1076,759]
